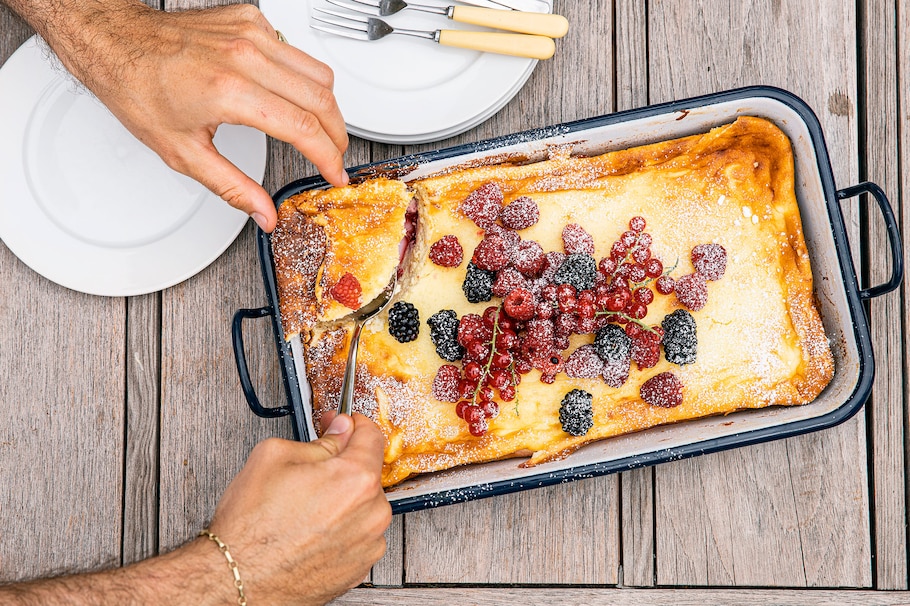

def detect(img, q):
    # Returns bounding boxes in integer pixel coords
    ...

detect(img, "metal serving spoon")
[338,273,398,416]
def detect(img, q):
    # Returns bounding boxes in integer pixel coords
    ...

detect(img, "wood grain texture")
[122,294,162,565]
[0,5,127,582]
[902,0,910,592]
[615,0,654,588]
[859,0,907,591]
[647,0,871,587]
[330,588,910,606]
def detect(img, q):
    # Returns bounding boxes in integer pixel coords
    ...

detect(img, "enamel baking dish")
[232,86,903,514]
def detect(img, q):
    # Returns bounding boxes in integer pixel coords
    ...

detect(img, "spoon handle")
[338,322,364,416]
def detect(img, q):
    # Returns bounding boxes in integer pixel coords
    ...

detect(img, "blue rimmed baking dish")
[232,85,902,514]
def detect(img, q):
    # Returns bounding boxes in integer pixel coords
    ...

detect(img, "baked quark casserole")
[271,116,835,488]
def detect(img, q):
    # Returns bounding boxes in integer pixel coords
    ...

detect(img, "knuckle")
[226,36,262,63]
[230,3,263,22]
[292,111,323,139]
[251,437,289,462]
[313,436,342,458]
[310,85,338,114]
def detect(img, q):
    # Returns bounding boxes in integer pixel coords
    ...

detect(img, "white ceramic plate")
[0,37,267,297]
[261,0,551,144]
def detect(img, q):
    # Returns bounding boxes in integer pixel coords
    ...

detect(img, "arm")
[2,0,350,232]
[0,413,392,605]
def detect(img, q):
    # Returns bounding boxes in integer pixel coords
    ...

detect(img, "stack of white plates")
[261,0,552,144]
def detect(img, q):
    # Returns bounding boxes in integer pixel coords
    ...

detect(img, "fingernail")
[252,212,267,231]
[325,413,352,435]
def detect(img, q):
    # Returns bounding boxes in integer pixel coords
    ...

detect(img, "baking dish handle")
[837,182,904,299]
[232,307,293,418]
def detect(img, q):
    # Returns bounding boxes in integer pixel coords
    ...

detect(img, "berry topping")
[501,196,540,230]
[457,313,489,347]
[691,243,727,281]
[503,287,537,320]
[640,372,684,408]
[510,240,546,276]
[428,310,465,362]
[564,344,605,379]
[562,223,595,255]
[388,301,419,343]
[629,216,646,232]
[541,251,566,282]
[432,365,461,402]
[472,234,510,271]
[492,266,528,298]
[460,182,504,229]
[559,389,594,436]
[593,324,632,363]
[674,273,708,311]
[329,272,361,309]
[554,253,597,292]
[655,275,676,295]
[462,262,495,304]
[661,309,697,365]
[429,235,464,267]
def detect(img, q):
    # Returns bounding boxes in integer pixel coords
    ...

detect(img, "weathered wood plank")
[615,0,654,588]
[331,588,910,606]
[0,6,127,582]
[859,0,906,591]
[122,293,162,565]
[901,0,910,591]
[647,0,871,587]
[399,0,619,585]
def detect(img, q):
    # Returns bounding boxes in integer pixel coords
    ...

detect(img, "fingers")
[338,413,386,473]
[174,141,278,232]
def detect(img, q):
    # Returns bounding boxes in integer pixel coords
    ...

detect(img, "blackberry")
[462,262,495,304]
[553,253,597,292]
[388,301,420,343]
[428,310,465,362]
[593,324,632,363]
[559,389,594,436]
[661,309,697,365]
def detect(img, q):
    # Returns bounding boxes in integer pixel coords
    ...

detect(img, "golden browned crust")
[276,117,835,488]
[272,178,412,338]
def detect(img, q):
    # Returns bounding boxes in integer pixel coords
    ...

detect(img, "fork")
[311,7,556,59]
[325,0,568,38]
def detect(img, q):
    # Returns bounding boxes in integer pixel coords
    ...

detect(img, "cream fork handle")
[450,6,569,38]
[437,30,555,59]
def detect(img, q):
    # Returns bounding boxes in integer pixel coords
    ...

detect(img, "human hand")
[32,0,349,233]
[207,413,391,605]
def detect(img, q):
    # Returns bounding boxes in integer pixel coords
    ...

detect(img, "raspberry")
[640,372,684,408]
[554,254,597,292]
[429,235,463,267]
[562,223,595,255]
[388,301,420,343]
[510,240,546,276]
[432,365,461,402]
[691,243,727,281]
[485,224,521,255]
[460,182,503,229]
[503,288,536,321]
[675,273,708,311]
[492,267,528,298]
[329,272,361,309]
[564,345,605,379]
[559,389,594,436]
[457,313,489,347]
[472,234,509,271]
[630,336,660,369]
[501,196,540,230]
[462,262,495,304]
[428,309,465,362]
[661,309,697,365]
[541,251,566,282]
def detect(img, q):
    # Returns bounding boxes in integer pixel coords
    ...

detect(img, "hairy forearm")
[0,538,234,605]
[2,0,152,93]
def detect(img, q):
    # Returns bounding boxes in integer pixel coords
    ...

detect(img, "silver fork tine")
[309,22,370,40]
[313,6,371,24]
[324,0,381,14]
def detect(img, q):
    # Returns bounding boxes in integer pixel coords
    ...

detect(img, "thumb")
[178,141,278,232]
[307,412,354,461]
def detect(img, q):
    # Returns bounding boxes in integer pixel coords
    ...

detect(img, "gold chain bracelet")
[199,529,247,606]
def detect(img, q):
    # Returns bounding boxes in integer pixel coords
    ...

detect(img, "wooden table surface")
[2,1,909,604]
